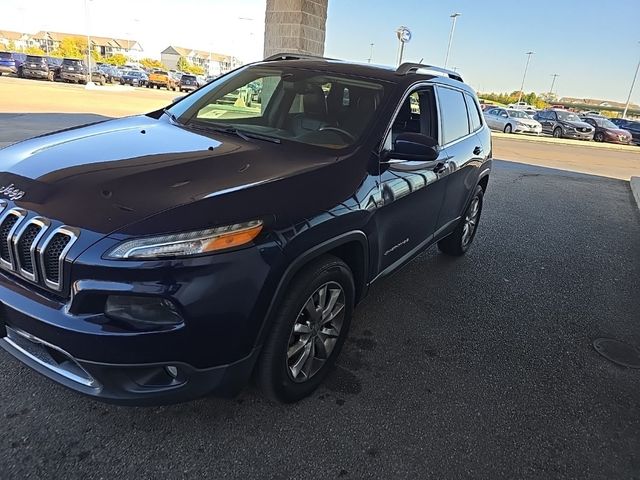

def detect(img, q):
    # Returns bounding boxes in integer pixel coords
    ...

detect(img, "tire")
[256,255,355,403]
[504,124,512,134]
[438,185,484,256]
[594,132,604,142]
[553,127,563,138]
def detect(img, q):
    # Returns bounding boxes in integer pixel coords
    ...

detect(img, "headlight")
[106,220,263,259]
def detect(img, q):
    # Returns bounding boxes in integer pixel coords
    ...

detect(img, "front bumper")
[563,130,594,140]
[0,240,279,405]
[514,125,542,135]
[0,65,17,74]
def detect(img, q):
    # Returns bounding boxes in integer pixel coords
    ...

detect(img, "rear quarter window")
[464,93,483,132]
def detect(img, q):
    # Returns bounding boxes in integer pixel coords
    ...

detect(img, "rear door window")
[437,87,471,144]
[464,93,482,132]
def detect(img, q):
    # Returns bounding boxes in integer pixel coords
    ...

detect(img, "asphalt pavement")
[1,119,639,479]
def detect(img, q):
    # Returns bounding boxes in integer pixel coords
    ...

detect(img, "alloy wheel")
[461,196,481,247]
[286,281,345,383]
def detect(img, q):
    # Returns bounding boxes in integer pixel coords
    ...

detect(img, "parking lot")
[1,76,640,479]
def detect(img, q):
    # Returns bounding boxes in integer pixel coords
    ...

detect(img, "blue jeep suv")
[0,54,492,404]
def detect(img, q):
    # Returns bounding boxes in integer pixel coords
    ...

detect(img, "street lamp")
[444,13,461,69]
[549,73,559,96]
[396,26,411,66]
[516,51,535,105]
[367,43,374,64]
[84,0,94,86]
[622,42,640,119]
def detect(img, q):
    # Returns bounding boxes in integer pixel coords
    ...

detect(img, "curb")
[631,177,640,211]
[491,132,639,152]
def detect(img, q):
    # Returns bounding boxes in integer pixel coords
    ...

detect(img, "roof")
[161,45,235,62]
[0,30,27,41]
[31,31,139,50]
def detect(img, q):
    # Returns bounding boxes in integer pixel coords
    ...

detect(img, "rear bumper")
[60,72,86,82]
[180,85,197,91]
[23,69,49,79]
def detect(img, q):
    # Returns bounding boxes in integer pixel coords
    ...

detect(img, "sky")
[2,0,639,103]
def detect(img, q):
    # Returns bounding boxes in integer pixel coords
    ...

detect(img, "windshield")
[507,110,529,118]
[0,52,12,59]
[170,66,388,149]
[556,111,582,122]
[593,117,618,129]
[26,55,45,62]
[182,75,196,80]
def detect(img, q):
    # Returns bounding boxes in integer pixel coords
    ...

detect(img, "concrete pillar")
[263,0,328,58]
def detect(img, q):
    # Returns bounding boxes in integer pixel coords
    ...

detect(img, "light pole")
[396,26,411,66]
[444,13,461,69]
[84,0,94,86]
[549,73,559,95]
[367,43,374,64]
[622,42,640,119]
[516,51,535,104]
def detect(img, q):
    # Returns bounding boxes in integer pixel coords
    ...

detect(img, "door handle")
[432,161,447,174]
[473,146,483,156]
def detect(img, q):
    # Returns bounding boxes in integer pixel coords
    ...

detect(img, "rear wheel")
[553,127,563,138]
[504,124,512,134]
[438,186,484,256]
[256,255,354,403]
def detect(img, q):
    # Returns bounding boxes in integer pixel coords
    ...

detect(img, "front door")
[375,87,448,274]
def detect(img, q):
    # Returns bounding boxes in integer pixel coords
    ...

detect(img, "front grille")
[42,233,72,285]
[0,214,19,261]
[17,223,42,273]
[0,206,78,293]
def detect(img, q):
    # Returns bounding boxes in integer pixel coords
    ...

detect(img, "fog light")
[105,295,183,326]
[165,366,179,378]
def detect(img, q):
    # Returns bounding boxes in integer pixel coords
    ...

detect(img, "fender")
[254,230,369,350]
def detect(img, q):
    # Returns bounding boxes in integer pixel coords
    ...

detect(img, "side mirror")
[390,133,439,161]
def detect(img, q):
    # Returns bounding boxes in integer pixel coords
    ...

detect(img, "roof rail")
[263,52,335,62]
[396,63,463,82]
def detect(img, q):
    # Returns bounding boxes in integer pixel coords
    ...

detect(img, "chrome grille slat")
[0,204,78,293]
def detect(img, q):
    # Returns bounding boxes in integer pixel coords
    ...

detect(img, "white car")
[507,101,536,111]
[484,107,542,134]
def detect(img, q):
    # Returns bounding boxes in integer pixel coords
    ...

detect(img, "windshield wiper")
[186,120,281,144]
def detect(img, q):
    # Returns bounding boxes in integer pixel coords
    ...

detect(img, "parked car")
[610,118,640,145]
[534,109,595,140]
[120,70,148,87]
[484,107,542,134]
[580,116,632,144]
[46,56,63,79]
[508,101,536,111]
[97,65,120,83]
[147,69,179,90]
[90,69,107,86]
[179,74,198,92]
[59,58,88,83]
[0,55,491,405]
[0,51,17,75]
[22,55,55,81]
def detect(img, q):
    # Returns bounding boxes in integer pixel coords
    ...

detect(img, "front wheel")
[594,132,604,142]
[256,255,355,403]
[438,185,484,256]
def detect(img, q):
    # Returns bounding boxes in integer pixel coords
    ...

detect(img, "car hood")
[563,120,593,129]
[0,115,348,235]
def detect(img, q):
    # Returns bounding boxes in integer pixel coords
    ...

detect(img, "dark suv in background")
[59,58,87,83]
[0,54,491,405]
[22,55,55,81]
[534,109,595,140]
[179,74,198,92]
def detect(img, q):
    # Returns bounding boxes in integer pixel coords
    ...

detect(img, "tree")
[140,57,165,70]
[104,53,128,66]
[6,40,16,52]
[187,64,205,75]
[176,56,190,72]
[24,46,45,55]
[51,37,83,59]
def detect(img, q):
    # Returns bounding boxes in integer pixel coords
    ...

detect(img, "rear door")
[435,86,486,232]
